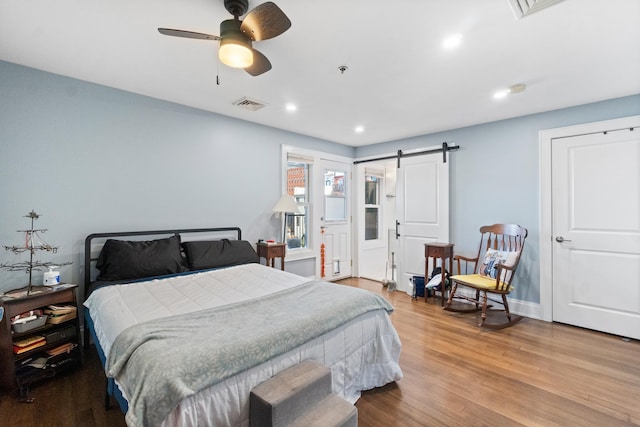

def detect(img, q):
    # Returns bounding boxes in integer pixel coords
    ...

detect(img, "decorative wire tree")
[1,210,71,296]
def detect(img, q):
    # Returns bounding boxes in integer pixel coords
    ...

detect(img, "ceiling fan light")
[219,19,253,68]
[219,39,253,68]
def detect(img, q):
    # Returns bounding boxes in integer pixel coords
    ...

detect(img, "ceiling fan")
[158,0,291,76]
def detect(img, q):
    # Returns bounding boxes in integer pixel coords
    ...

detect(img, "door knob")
[555,236,572,243]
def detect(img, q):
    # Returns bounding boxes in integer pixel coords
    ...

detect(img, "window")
[324,170,347,222]
[286,155,311,249]
[364,174,381,240]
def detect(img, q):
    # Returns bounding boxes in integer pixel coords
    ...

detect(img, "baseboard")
[509,298,542,320]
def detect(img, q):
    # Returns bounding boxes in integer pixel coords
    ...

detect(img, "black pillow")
[96,235,188,281]
[182,239,259,270]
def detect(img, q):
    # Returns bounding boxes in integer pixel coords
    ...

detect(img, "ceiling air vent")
[508,0,565,19]
[233,97,267,111]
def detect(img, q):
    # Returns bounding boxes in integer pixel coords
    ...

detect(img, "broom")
[387,252,397,292]
[382,261,389,287]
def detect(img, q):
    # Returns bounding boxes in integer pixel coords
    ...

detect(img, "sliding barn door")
[395,154,449,293]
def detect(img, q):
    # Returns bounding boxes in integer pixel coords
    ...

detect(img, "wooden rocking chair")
[444,224,527,329]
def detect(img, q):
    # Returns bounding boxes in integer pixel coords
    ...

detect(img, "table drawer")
[269,245,286,257]
[426,246,445,257]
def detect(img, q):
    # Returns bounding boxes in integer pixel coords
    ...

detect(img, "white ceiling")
[1,0,639,147]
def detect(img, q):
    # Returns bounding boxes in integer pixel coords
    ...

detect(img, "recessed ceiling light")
[355,125,365,134]
[509,83,527,94]
[285,103,297,112]
[442,34,463,50]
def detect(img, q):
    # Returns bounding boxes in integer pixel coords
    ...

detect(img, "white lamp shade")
[272,195,301,214]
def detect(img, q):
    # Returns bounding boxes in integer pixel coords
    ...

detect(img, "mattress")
[84,263,403,426]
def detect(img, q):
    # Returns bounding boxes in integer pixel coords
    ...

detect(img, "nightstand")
[0,284,82,399]
[257,242,286,270]
[424,243,454,306]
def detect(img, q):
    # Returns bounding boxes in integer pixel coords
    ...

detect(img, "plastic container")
[43,266,61,286]
[12,315,47,333]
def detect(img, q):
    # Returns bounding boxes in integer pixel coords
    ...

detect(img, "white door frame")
[539,115,640,322]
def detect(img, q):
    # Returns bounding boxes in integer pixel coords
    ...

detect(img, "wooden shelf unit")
[0,285,82,397]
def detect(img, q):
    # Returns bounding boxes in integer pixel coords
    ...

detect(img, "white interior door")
[396,153,449,293]
[552,128,640,339]
[320,159,352,280]
[355,162,395,282]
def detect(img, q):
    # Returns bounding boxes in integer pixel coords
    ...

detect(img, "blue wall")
[0,61,353,294]
[2,60,639,306]
[356,94,640,303]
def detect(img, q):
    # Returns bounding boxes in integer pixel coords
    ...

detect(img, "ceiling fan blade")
[240,2,291,41]
[158,28,220,40]
[245,49,272,76]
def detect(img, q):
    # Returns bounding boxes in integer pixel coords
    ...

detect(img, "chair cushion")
[478,249,519,282]
[450,274,513,292]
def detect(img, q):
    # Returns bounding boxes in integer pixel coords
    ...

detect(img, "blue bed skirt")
[85,308,129,414]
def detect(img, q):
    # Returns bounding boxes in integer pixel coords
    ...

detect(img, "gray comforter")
[105,280,394,427]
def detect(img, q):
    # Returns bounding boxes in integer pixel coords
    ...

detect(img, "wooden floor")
[1,277,639,426]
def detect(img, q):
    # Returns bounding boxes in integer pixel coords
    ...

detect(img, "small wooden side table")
[257,242,286,271]
[424,242,454,306]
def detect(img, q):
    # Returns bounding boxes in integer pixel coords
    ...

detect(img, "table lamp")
[272,195,301,244]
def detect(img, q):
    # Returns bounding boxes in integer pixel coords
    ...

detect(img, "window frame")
[285,160,310,251]
[364,172,383,242]
[281,146,315,262]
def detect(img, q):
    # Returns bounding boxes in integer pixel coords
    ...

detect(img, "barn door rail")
[353,142,459,167]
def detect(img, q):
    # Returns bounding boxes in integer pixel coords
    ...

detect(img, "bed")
[82,227,402,427]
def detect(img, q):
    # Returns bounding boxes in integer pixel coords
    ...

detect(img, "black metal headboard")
[83,227,242,299]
